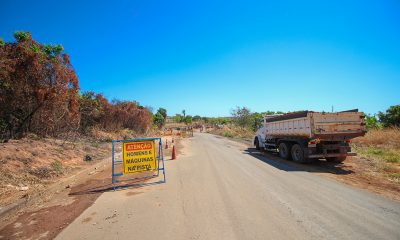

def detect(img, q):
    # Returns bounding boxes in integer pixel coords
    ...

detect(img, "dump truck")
[254,110,366,163]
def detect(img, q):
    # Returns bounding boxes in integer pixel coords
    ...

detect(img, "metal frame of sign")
[111,137,166,190]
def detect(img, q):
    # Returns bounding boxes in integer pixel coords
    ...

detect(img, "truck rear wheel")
[326,156,347,163]
[279,142,291,160]
[291,144,308,163]
[254,137,260,150]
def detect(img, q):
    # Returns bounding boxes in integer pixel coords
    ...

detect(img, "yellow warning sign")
[122,140,157,174]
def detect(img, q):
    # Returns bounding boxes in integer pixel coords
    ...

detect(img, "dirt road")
[56,133,400,240]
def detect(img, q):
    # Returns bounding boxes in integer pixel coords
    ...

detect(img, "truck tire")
[326,156,347,163]
[278,142,291,160]
[255,137,260,150]
[291,144,308,163]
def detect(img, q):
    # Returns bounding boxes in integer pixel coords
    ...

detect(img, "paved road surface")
[57,133,400,240]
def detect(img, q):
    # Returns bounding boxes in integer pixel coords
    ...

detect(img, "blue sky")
[1,0,399,117]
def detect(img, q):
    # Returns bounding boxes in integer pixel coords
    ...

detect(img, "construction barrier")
[111,137,166,189]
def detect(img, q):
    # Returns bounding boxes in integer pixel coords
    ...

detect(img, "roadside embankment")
[0,135,110,208]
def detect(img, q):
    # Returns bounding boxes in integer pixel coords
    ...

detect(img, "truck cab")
[254,115,281,150]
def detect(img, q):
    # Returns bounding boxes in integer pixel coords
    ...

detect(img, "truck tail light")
[308,139,319,147]
[345,139,351,143]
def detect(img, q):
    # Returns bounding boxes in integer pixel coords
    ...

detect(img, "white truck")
[254,110,366,163]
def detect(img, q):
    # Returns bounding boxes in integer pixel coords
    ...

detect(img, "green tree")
[250,112,263,131]
[13,31,31,42]
[378,105,400,127]
[364,114,382,130]
[157,108,167,120]
[153,112,165,129]
[182,110,186,118]
[153,108,167,128]
[231,106,252,129]
[174,114,183,123]
[42,44,64,58]
[184,115,193,124]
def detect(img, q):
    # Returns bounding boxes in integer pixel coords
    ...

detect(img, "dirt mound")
[0,136,110,207]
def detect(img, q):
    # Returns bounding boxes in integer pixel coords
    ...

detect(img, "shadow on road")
[69,175,164,196]
[243,148,354,175]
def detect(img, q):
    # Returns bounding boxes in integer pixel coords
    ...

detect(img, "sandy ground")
[56,133,400,240]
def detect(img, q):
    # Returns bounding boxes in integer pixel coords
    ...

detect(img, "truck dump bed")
[265,110,366,140]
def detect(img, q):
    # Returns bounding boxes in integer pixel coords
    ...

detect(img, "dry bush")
[99,100,152,133]
[0,32,79,139]
[353,127,400,149]
[80,94,152,135]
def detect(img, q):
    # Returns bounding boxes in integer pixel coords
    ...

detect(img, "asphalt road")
[57,133,400,240]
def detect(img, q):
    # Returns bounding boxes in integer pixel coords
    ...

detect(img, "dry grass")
[352,128,400,182]
[208,124,254,140]
[352,127,400,149]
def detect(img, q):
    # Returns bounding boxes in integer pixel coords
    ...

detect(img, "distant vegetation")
[199,107,283,139]
[199,107,283,131]
[172,109,193,125]
[0,32,152,139]
[364,105,400,130]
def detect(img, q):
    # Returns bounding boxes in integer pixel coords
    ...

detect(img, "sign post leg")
[112,141,115,190]
[157,140,161,177]
[160,139,166,183]
[162,154,166,183]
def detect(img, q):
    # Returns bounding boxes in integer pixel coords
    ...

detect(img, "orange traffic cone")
[172,145,176,160]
